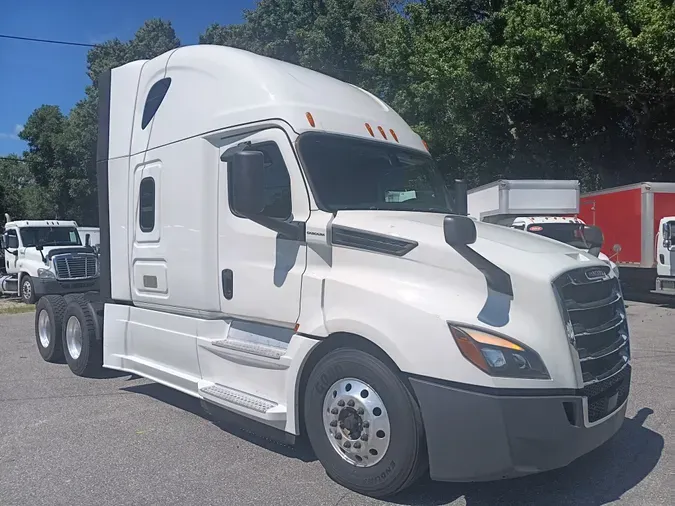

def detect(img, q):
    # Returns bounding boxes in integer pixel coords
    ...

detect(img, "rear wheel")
[62,299,103,377]
[34,295,66,362]
[303,347,427,498]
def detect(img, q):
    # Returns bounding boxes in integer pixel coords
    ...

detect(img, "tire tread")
[34,295,67,362]
[62,299,102,377]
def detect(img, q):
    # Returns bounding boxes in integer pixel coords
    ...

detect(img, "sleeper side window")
[139,177,156,232]
[229,142,292,220]
[141,78,172,130]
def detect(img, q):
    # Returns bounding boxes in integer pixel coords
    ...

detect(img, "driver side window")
[4,230,18,249]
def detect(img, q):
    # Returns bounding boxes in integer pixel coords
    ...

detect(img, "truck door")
[3,229,19,274]
[217,128,310,327]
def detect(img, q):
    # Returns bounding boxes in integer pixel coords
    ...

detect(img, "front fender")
[318,268,500,388]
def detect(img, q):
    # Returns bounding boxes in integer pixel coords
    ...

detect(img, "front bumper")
[409,365,630,482]
[33,277,100,296]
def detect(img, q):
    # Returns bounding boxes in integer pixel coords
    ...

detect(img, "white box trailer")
[468,179,580,222]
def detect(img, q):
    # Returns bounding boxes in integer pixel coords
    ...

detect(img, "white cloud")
[0,125,23,141]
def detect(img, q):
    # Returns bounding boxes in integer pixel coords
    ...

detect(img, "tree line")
[2,0,675,225]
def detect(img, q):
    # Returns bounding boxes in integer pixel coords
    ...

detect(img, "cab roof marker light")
[377,126,387,139]
[389,129,399,142]
[365,123,375,137]
[422,140,429,151]
[305,112,316,128]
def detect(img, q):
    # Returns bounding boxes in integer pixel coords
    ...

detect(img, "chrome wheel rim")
[22,280,31,300]
[65,316,83,360]
[38,310,51,348]
[322,378,391,467]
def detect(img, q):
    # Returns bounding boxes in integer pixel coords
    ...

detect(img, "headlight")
[448,324,550,379]
[37,268,56,279]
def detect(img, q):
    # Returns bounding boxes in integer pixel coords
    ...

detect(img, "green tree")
[200,0,404,84]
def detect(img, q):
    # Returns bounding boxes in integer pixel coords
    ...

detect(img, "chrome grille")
[53,254,98,280]
[554,265,631,420]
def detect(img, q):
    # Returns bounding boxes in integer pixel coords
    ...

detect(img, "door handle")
[222,269,233,300]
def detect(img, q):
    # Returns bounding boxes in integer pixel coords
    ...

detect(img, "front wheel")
[21,275,37,304]
[303,347,427,498]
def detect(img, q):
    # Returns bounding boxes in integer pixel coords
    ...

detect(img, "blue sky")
[0,0,256,155]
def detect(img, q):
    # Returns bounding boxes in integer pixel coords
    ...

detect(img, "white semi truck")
[1,216,100,303]
[467,179,620,278]
[32,45,630,498]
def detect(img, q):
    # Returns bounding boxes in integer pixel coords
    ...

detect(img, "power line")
[0,34,94,48]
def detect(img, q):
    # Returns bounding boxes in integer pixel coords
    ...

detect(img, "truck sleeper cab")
[34,45,630,498]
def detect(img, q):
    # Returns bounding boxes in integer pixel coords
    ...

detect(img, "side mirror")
[36,244,44,251]
[583,225,603,257]
[230,151,266,217]
[444,215,477,246]
[664,223,672,248]
[583,225,604,249]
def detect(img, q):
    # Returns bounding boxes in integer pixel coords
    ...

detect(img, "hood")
[331,210,605,283]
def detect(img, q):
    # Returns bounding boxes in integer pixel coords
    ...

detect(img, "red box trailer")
[579,182,675,293]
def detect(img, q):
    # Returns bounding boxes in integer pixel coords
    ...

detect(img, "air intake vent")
[330,225,418,256]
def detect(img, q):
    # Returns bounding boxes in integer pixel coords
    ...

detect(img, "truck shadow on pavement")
[124,380,663,506]
[122,382,317,463]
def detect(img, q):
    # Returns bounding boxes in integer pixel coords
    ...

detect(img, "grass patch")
[0,304,35,315]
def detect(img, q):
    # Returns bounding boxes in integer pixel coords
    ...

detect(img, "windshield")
[527,223,590,249]
[19,227,81,248]
[297,132,453,213]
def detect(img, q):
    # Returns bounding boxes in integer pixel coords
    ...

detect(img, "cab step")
[212,338,287,360]
[198,382,287,422]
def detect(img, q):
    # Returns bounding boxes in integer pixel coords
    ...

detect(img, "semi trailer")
[32,45,630,498]
[467,179,619,277]
[578,182,675,295]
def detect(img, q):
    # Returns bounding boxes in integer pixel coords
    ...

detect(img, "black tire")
[34,295,66,362]
[21,275,37,304]
[304,348,427,498]
[61,299,103,377]
[63,293,86,304]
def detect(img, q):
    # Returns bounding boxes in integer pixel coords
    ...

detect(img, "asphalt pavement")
[0,300,673,506]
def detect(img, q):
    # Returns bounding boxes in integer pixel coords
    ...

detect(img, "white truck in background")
[32,45,630,498]
[467,179,620,278]
[1,215,100,303]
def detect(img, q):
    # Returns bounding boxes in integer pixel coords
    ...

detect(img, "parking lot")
[0,300,672,506]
